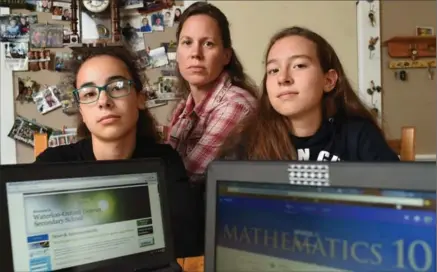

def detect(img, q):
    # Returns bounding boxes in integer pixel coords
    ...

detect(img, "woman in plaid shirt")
[167,2,258,182]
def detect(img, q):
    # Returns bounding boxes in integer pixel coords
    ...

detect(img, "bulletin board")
[6,1,186,164]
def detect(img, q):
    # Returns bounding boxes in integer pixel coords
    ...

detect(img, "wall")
[212,1,359,88]
[381,1,436,155]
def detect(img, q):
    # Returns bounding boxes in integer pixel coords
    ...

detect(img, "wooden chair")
[34,133,48,159]
[177,256,204,272]
[387,126,416,161]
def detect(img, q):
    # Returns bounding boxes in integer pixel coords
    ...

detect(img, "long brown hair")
[175,2,258,99]
[68,46,159,142]
[221,26,381,160]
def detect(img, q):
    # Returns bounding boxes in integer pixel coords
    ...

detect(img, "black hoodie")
[291,117,399,161]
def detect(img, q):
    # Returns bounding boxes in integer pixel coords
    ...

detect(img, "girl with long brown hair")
[221,26,399,161]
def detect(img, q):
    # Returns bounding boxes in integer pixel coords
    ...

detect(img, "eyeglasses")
[73,79,133,104]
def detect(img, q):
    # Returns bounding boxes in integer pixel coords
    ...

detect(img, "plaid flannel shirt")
[167,72,257,182]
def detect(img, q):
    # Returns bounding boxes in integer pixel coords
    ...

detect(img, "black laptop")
[205,161,436,272]
[0,158,181,272]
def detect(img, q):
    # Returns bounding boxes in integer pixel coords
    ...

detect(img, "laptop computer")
[0,158,181,272]
[205,161,436,272]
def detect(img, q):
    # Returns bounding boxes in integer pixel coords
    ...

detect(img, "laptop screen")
[6,173,165,272]
[215,181,436,272]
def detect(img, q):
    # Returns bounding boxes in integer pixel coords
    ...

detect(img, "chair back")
[387,126,416,161]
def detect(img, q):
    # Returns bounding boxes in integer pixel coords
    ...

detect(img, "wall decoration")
[58,83,79,115]
[30,23,64,48]
[17,77,39,103]
[148,46,169,68]
[121,0,144,10]
[357,0,381,122]
[0,13,38,42]
[4,41,28,70]
[8,115,53,147]
[145,82,168,109]
[28,49,51,71]
[52,1,72,21]
[33,85,62,114]
[48,128,77,147]
[36,0,52,13]
[416,26,434,37]
[157,76,181,100]
[150,12,164,31]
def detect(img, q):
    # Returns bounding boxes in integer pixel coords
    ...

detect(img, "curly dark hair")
[65,46,159,142]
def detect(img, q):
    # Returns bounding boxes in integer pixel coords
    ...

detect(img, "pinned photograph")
[145,83,168,109]
[121,0,144,9]
[33,86,62,115]
[136,49,151,70]
[8,115,52,147]
[121,15,152,33]
[52,1,72,21]
[416,26,434,37]
[36,0,52,12]
[148,46,169,68]
[0,14,38,42]
[150,12,164,32]
[48,132,77,147]
[30,24,64,48]
[17,77,39,103]
[158,76,181,100]
[57,84,79,115]
[162,8,174,27]
[140,0,167,14]
[4,42,28,71]
[54,52,72,72]
[161,41,177,70]
[173,6,183,24]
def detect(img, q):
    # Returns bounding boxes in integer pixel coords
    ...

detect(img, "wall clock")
[70,0,122,46]
[82,0,110,13]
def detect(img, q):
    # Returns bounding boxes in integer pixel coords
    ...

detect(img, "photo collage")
[0,10,65,72]
[6,1,188,149]
[119,2,184,109]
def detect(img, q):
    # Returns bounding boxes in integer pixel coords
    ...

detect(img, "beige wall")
[381,1,436,155]
[212,1,359,87]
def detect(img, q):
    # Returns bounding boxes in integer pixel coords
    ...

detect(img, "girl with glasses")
[35,47,204,258]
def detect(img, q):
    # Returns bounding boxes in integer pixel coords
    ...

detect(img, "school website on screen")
[6,173,165,272]
[215,182,436,272]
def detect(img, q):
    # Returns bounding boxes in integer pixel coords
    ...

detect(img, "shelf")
[383,35,436,58]
[383,35,436,46]
[389,60,436,69]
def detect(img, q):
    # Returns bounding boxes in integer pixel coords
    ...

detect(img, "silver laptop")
[205,161,436,272]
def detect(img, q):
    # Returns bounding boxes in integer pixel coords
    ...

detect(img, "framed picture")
[416,26,434,37]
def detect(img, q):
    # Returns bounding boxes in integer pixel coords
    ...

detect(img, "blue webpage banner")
[217,196,435,272]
